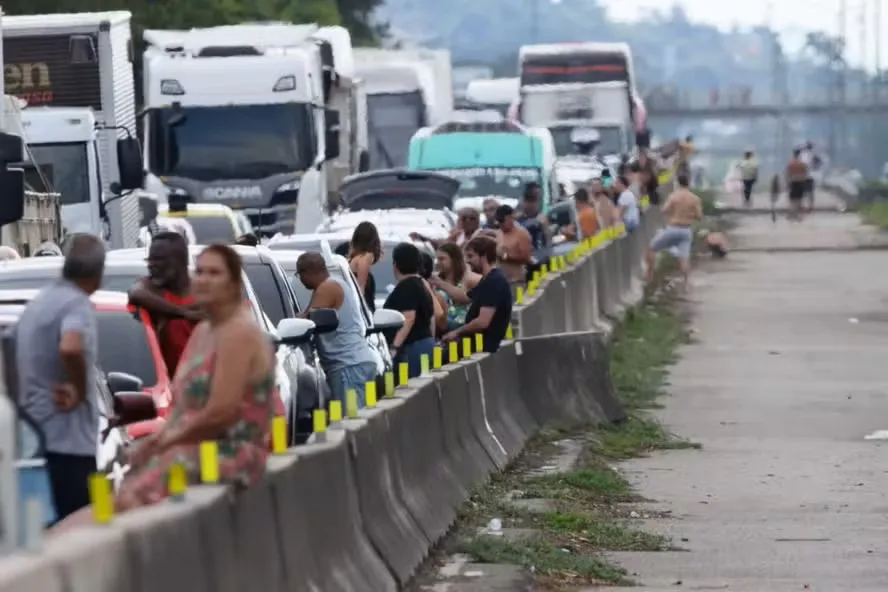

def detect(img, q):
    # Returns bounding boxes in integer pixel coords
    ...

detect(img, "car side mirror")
[116,137,145,191]
[276,318,316,346]
[106,371,144,395]
[367,308,405,335]
[112,392,158,425]
[308,308,339,334]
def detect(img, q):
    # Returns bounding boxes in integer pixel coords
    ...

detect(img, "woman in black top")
[347,222,381,312]
[383,242,435,378]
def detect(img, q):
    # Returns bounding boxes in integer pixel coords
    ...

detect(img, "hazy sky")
[599,0,885,70]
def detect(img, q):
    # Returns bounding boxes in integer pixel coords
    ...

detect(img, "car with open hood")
[336,169,461,214]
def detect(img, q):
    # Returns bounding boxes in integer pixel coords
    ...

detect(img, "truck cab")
[141,25,340,237]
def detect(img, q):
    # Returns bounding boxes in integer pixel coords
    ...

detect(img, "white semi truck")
[355,47,453,169]
[142,24,342,236]
[464,77,519,116]
[3,11,143,248]
[517,43,642,158]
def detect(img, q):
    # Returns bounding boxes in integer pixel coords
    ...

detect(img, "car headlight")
[166,186,188,197]
[276,180,301,193]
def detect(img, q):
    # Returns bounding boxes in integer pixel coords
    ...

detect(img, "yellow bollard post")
[398,363,408,388]
[199,441,220,483]
[366,381,378,406]
[329,400,343,423]
[346,388,359,418]
[515,285,524,303]
[271,416,287,453]
[462,336,472,358]
[505,323,513,339]
[384,370,395,394]
[167,463,187,500]
[532,270,541,283]
[312,408,327,432]
[541,263,548,275]
[475,333,483,352]
[432,346,443,369]
[88,473,113,524]
[419,354,430,376]
[448,341,458,363]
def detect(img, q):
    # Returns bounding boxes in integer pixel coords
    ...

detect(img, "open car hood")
[339,170,460,212]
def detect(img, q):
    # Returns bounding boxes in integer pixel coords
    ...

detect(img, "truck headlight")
[275,180,301,193]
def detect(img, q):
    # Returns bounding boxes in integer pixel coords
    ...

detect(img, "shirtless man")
[785,148,809,221]
[494,204,532,284]
[411,207,480,248]
[644,174,703,288]
[589,178,618,228]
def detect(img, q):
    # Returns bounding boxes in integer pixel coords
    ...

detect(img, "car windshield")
[26,142,90,205]
[95,310,157,386]
[367,92,425,169]
[179,215,237,244]
[550,126,623,157]
[432,166,541,200]
[148,103,314,181]
[242,262,288,327]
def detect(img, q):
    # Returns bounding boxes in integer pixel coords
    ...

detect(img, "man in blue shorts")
[645,174,703,288]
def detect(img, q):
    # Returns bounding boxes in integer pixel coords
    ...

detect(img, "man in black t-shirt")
[441,235,513,353]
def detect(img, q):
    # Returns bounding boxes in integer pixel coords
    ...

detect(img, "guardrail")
[0,206,668,592]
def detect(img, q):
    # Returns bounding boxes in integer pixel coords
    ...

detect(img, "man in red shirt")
[128,232,202,377]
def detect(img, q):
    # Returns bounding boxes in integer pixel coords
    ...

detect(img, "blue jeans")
[326,361,378,409]
[394,337,435,378]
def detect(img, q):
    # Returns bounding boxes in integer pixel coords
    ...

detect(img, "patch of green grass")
[522,467,633,501]
[542,511,670,551]
[457,535,631,586]
[860,201,888,229]
[597,416,701,460]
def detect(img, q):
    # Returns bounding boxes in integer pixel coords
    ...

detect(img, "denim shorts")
[394,337,435,379]
[326,361,378,409]
[650,225,693,259]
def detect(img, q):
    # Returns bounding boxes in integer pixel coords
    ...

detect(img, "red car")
[0,289,172,438]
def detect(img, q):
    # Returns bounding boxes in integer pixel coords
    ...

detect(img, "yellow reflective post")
[366,381,378,406]
[271,416,287,453]
[384,370,395,394]
[346,388,359,418]
[462,336,472,358]
[397,363,408,388]
[167,463,187,499]
[515,285,524,303]
[558,255,566,269]
[541,263,548,276]
[532,270,541,283]
[329,400,343,422]
[199,441,220,483]
[419,354,430,377]
[448,341,458,363]
[432,346,443,369]
[475,333,483,352]
[312,409,327,433]
[88,473,113,524]
[505,323,514,339]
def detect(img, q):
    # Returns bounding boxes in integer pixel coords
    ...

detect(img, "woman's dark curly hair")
[349,221,382,263]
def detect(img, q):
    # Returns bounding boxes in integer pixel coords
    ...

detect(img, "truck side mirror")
[324,109,341,162]
[0,133,24,227]
[116,137,144,191]
[357,149,370,173]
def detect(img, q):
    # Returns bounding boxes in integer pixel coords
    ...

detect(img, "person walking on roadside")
[785,148,809,221]
[800,141,817,211]
[644,174,702,289]
[613,175,640,233]
[128,232,202,377]
[296,252,378,407]
[737,150,759,207]
[16,234,105,522]
[441,235,513,354]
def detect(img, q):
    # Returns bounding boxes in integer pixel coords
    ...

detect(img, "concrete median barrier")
[0,199,661,592]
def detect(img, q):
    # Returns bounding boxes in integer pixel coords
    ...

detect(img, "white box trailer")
[2,11,140,248]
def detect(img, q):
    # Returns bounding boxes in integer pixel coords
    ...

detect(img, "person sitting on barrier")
[494,204,532,285]
[54,245,279,524]
[129,232,202,377]
[296,252,378,407]
[644,174,702,288]
[429,242,480,333]
[613,175,640,233]
[441,235,513,354]
[561,188,599,242]
[418,250,448,337]
[347,221,381,313]
[384,243,435,377]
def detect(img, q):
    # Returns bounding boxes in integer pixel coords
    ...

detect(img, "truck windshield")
[550,126,623,157]
[432,166,541,200]
[367,92,425,169]
[26,142,90,205]
[148,103,315,181]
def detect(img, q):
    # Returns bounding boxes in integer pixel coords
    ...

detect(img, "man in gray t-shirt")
[16,234,105,521]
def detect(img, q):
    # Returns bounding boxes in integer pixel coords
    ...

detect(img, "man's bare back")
[498,226,531,283]
[662,188,703,226]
